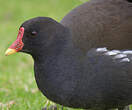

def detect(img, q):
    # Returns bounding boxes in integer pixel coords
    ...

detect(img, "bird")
[5,0,132,110]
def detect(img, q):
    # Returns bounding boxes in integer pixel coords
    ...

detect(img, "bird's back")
[61,0,132,52]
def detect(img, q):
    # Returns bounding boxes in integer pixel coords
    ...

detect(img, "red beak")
[5,27,24,56]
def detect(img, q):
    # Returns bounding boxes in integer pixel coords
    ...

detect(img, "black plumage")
[6,0,132,110]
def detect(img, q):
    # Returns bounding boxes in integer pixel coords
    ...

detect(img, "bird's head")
[5,17,68,57]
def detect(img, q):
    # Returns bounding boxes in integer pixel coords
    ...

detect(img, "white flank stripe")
[96,48,107,52]
[120,58,130,62]
[114,54,127,59]
[105,51,118,56]
[122,51,132,54]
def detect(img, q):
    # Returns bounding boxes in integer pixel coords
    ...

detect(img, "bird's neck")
[32,27,80,63]
[32,29,84,102]
[31,26,83,77]
[33,39,79,64]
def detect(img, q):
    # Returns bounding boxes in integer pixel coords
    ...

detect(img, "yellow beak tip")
[5,48,17,56]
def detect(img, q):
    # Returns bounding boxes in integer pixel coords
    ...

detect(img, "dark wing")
[84,48,132,107]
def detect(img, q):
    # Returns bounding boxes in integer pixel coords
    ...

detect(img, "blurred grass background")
[0,0,88,110]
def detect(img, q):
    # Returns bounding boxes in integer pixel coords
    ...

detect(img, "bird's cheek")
[5,27,24,56]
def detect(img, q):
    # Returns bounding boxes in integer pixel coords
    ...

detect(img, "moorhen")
[5,0,132,110]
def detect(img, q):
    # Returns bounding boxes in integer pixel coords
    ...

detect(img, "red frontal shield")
[5,27,24,56]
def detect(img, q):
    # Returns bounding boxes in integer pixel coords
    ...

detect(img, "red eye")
[31,31,37,36]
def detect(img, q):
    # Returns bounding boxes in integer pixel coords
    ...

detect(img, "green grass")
[0,0,88,110]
